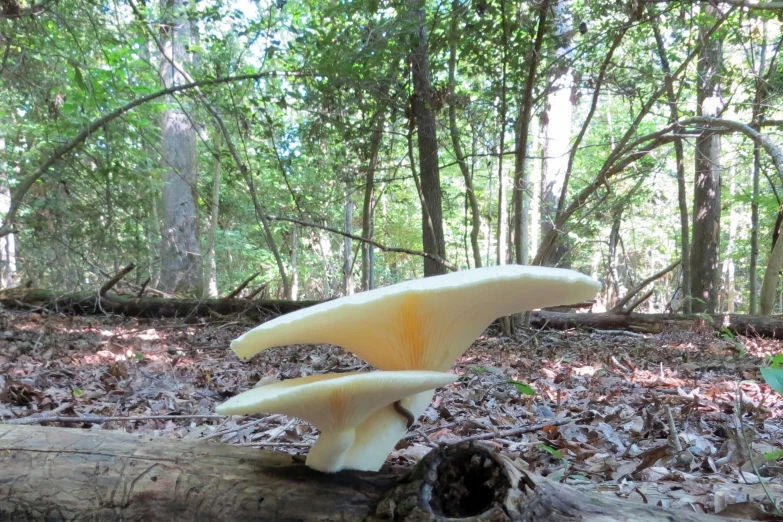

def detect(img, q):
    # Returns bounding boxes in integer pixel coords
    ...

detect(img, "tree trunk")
[724,167,737,312]
[344,181,354,296]
[409,0,446,277]
[750,22,767,315]
[0,425,744,522]
[204,131,222,298]
[291,224,299,300]
[651,18,691,313]
[513,2,547,265]
[447,1,481,268]
[539,2,574,268]
[159,0,202,296]
[0,138,17,289]
[362,113,384,291]
[690,2,724,314]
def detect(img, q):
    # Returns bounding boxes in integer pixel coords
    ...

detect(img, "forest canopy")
[1,0,783,315]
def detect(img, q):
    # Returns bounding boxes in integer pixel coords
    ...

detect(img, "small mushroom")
[229,265,601,471]
[215,370,457,473]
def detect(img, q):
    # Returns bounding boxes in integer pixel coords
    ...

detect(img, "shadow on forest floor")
[1,308,782,516]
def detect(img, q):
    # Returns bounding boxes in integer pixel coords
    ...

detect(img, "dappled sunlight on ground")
[1,308,783,515]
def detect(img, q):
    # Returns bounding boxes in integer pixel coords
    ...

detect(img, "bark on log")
[531,310,783,339]
[0,288,319,320]
[0,425,746,522]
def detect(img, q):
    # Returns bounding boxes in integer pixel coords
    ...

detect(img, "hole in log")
[430,450,510,517]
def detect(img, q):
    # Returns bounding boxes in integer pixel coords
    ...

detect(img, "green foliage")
[761,354,783,395]
[507,380,536,396]
[0,0,779,312]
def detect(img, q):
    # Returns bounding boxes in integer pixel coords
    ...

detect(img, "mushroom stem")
[340,391,434,471]
[305,428,356,473]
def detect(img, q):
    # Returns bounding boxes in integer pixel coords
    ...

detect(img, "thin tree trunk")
[513,1,547,264]
[447,0,481,268]
[539,1,574,268]
[691,2,724,314]
[409,0,446,277]
[159,0,202,296]
[343,180,354,296]
[362,112,384,291]
[204,132,222,297]
[725,166,737,312]
[0,138,16,289]
[291,224,298,300]
[750,24,768,314]
[651,18,692,313]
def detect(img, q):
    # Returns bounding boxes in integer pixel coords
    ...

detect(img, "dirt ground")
[1,308,782,519]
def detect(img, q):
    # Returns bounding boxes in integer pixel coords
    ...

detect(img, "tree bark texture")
[409,0,447,277]
[690,2,724,314]
[159,0,202,296]
[0,426,744,522]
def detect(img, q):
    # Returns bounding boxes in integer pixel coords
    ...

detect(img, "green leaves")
[507,380,536,396]
[761,354,783,395]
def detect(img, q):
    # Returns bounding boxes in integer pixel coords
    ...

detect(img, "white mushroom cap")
[215,371,457,473]
[231,265,601,372]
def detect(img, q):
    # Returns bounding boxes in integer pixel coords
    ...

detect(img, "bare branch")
[266,215,457,272]
[610,260,680,313]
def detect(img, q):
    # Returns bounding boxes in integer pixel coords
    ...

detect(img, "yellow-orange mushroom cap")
[215,371,456,473]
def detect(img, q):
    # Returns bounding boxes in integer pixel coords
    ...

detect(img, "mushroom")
[215,370,456,473]
[229,265,601,471]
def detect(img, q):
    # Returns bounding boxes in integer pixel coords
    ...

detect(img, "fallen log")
[0,288,319,320]
[0,425,748,521]
[531,310,783,339]
[4,287,783,340]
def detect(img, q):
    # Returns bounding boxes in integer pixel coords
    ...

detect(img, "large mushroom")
[229,265,601,471]
[215,371,456,472]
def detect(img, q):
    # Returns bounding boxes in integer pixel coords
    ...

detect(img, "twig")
[591,329,647,338]
[202,414,283,441]
[136,277,150,298]
[3,413,224,425]
[734,385,781,514]
[266,214,457,272]
[100,263,136,296]
[610,259,680,313]
[246,283,268,299]
[460,418,572,443]
[625,288,655,314]
[224,272,260,300]
[235,441,312,448]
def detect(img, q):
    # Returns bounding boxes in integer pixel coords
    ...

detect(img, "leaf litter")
[1,307,783,519]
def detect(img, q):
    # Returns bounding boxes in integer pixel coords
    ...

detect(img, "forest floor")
[2,308,783,518]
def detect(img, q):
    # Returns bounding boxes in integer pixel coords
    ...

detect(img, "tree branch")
[266,215,457,272]
[0,71,298,238]
[610,259,680,313]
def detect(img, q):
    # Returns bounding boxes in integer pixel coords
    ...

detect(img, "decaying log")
[4,287,783,340]
[0,288,319,320]
[531,310,783,339]
[0,425,750,521]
